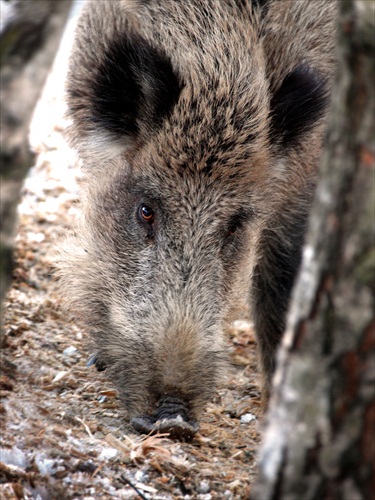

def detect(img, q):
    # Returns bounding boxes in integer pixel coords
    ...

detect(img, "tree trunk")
[253,1,374,498]
[0,0,73,325]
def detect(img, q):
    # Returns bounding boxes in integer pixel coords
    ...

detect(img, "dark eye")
[225,219,243,239]
[223,210,254,245]
[226,224,238,239]
[138,204,155,224]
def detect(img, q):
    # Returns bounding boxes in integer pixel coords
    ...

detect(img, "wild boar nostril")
[86,354,107,372]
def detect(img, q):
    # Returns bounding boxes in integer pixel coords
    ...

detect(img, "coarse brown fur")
[56,0,337,435]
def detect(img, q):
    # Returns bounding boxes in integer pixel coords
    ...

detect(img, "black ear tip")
[270,64,329,148]
[93,32,183,135]
[68,30,183,157]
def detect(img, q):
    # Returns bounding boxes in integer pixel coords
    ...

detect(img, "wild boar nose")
[131,396,199,440]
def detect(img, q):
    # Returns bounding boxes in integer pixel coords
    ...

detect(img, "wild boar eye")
[226,228,236,238]
[223,211,253,242]
[225,219,243,239]
[138,204,155,224]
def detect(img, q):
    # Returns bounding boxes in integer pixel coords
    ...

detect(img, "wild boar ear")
[269,65,329,149]
[66,32,183,161]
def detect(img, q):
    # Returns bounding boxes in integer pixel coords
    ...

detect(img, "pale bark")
[254,0,374,498]
[0,0,73,321]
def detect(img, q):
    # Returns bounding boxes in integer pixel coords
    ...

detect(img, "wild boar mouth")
[131,396,199,439]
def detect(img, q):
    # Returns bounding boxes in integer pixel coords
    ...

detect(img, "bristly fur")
[57,0,338,429]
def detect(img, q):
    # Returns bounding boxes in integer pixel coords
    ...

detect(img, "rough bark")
[0,0,73,324]
[253,1,375,498]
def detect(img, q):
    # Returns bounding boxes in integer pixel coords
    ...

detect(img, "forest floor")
[0,7,262,499]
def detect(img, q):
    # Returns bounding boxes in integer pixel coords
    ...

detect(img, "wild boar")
[57,0,337,438]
